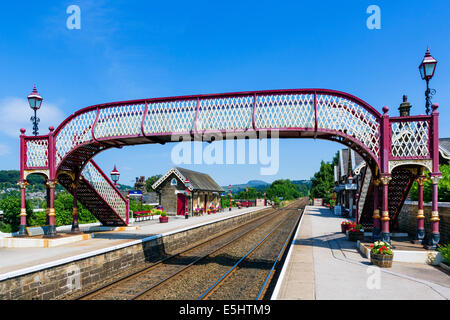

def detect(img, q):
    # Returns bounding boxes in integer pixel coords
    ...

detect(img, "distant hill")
[222,180,269,194]
[223,179,311,195]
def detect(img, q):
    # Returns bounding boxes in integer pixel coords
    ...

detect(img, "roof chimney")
[398,95,411,117]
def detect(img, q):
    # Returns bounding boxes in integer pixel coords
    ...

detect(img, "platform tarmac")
[0,206,268,279]
[272,205,450,300]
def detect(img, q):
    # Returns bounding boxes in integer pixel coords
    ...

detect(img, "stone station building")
[152,167,224,216]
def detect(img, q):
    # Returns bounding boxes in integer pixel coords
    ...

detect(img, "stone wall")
[397,201,450,244]
[0,207,271,300]
[158,173,185,215]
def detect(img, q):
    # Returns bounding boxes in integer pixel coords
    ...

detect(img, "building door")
[177,194,186,215]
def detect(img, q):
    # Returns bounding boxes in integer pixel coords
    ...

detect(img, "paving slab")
[273,205,450,300]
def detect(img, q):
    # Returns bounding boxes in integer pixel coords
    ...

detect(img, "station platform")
[0,206,268,280]
[272,206,450,300]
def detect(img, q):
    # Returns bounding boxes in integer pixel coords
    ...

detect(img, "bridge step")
[58,160,128,226]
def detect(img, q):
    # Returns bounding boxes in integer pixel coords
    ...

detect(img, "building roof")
[440,138,450,161]
[152,167,224,193]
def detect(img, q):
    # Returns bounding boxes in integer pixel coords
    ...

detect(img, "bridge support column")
[414,175,427,244]
[17,180,29,236]
[45,180,58,238]
[428,174,441,249]
[380,175,391,243]
[45,184,50,225]
[71,183,80,233]
[372,179,381,241]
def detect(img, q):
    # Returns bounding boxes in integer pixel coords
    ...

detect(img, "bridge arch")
[18,88,440,243]
[51,89,383,177]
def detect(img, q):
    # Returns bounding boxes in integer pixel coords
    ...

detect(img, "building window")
[171,178,177,186]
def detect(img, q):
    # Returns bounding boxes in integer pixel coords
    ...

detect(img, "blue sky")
[0,1,449,186]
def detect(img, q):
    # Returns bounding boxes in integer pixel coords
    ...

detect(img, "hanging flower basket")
[370,241,393,268]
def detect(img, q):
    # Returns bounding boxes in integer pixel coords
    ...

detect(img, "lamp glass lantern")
[110,165,120,185]
[27,85,43,111]
[418,48,437,81]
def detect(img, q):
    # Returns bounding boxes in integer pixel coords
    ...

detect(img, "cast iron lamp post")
[418,48,437,115]
[228,184,232,211]
[110,165,120,187]
[184,178,191,219]
[246,187,249,208]
[27,85,43,136]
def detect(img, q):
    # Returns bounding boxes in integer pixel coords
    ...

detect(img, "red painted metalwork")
[20,88,441,228]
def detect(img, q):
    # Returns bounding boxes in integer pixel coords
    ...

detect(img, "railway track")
[76,198,307,300]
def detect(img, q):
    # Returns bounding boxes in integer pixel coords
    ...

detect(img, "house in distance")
[152,167,224,216]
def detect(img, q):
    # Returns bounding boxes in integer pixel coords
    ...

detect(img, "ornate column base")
[412,210,426,244]
[18,208,28,237]
[372,209,381,241]
[425,232,440,250]
[71,208,81,233]
[426,211,440,249]
[44,208,60,238]
[380,210,390,243]
[412,229,425,245]
[381,232,390,243]
[372,227,381,241]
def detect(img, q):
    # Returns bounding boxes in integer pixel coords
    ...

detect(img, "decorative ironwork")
[25,138,49,168]
[19,88,440,227]
[82,161,127,221]
[391,120,430,158]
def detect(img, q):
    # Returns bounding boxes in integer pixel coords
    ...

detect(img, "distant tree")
[265,179,301,201]
[0,196,33,232]
[310,152,338,203]
[236,187,262,200]
[53,193,98,226]
[410,164,450,202]
[146,175,162,192]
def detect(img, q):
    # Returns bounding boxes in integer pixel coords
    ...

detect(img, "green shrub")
[437,243,450,264]
[160,211,167,217]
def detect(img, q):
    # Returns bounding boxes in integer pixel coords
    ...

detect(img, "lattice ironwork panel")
[391,121,430,158]
[94,103,145,139]
[388,168,415,229]
[316,94,380,158]
[81,161,126,221]
[197,96,253,131]
[55,109,97,166]
[26,139,48,168]
[255,94,315,129]
[143,99,197,134]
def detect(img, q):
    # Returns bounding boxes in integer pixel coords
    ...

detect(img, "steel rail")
[256,208,304,300]
[75,207,275,300]
[129,211,284,300]
[129,204,302,300]
[197,208,300,300]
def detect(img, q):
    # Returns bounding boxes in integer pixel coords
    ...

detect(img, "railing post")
[414,174,427,244]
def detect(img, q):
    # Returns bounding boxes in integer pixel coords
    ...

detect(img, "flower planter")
[159,216,168,223]
[341,224,352,233]
[348,231,364,242]
[370,252,393,268]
